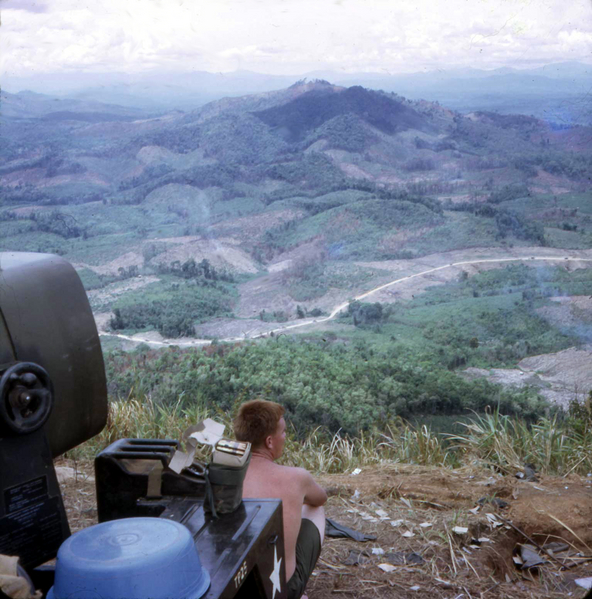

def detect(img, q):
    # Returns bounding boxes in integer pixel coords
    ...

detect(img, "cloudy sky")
[1,0,591,85]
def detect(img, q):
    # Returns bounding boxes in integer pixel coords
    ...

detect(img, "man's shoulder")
[269,463,312,483]
[277,464,309,476]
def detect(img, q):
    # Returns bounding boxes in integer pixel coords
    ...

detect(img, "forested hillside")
[2,81,591,423]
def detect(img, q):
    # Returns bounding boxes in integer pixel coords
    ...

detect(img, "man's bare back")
[235,403,327,597]
[243,457,326,579]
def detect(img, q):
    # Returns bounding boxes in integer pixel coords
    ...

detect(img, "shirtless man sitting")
[234,400,327,599]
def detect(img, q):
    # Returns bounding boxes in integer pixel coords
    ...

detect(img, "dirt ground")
[463,346,592,408]
[87,275,160,307]
[73,250,144,275]
[208,209,304,242]
[150,236,260,274]
[56,459,592,598]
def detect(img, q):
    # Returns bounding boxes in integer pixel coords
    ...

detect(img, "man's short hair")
[234,400,285,448]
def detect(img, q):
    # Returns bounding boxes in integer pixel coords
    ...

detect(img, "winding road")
[99,254,592,348]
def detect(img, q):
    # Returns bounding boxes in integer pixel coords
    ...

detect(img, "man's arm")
[300,469,328,507]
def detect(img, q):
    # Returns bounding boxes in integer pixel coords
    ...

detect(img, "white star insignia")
[269,545,282,599]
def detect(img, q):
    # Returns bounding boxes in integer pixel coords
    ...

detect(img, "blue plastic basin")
[47,517,210,599]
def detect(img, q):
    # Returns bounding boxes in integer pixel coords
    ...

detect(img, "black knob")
[0,363,54,435]
[20,373,39,387]
[16,391,33,409]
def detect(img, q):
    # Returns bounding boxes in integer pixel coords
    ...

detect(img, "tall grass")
[65,395,218,462]
[66,398,592,477]
[448,411,592,476]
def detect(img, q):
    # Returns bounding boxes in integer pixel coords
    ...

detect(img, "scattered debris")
[514,544,546,570]
[543,542,569,555]
[485,513,503,528]
[384,552,405,566]
[477,496,509,509]
[55,466,77,484]
[404,553,424,566]
[377,563,396,573]
[575,577,592,590]
[382,552,424,567]
[342,550,370,566]
[59,458,592,599]
[452,526,469,535]
[325,518,377,542]
[434,577,453,589]
[516,464,539,482]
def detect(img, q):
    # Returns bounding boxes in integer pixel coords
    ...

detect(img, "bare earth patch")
[193,318,280,340]
[324,149,375,180]
[76,250,144,275]
[532,170,573,195]
[463,296,592,407]
[463,347,592,407]
[436,193,473,204]
[150,236,259,274]
[236,273,300,318]
[378,227,436,254]
[537,296,592,332]
[86,275,159,308]
[10,205,51,216]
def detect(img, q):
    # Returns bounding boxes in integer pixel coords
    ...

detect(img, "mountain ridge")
[3,61,591,121]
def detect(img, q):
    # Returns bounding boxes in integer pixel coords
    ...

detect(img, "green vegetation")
[254,85,428,142]
[77,266,136,290]
[513,150,592,180]
[341,264,592,368]
[104,336,549,437]
[304,113,378,152]
[282,260,383,302]
[109,275,237,337]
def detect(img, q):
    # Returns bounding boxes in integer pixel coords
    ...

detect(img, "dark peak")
[289,78,334,88]
[254,83,430,143]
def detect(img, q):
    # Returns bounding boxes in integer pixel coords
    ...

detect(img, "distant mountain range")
[3,62,591,124]
[2,78,588,209]
[1,78,590,283]
[0,89,149,120]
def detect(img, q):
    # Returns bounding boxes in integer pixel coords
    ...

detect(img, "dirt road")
[98,251,592,347]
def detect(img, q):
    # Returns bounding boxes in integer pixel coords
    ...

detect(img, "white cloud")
[1,0,591,83]
[0,0,49,13]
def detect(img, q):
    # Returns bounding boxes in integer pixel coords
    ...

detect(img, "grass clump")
[449,403,592,476]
